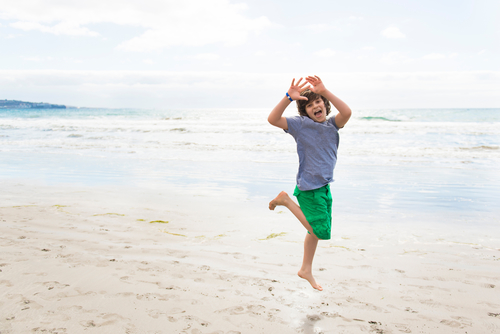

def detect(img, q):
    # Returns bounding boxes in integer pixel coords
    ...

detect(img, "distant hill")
[0,99,67,109]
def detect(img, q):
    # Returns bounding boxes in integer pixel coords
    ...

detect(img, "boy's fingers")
[306,77,320,84]
[297,96,308,101]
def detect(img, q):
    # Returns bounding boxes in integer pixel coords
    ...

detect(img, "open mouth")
[314,110,323,118]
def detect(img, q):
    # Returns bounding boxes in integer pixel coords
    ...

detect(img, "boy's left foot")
[269,191,289,210]
[298,269,323,291]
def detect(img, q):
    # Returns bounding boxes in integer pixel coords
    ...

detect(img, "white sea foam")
[1,108,499,165]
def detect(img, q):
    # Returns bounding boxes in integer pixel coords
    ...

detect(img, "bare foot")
[298,269,323,291]
[269,191,289,210]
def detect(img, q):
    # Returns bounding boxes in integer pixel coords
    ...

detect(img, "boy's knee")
[309,217,331,240]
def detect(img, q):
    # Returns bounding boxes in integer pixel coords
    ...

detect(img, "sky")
[0,0,499,109]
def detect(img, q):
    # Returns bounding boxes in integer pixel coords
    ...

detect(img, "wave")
[360,116,401,122]
[459,146,499,151]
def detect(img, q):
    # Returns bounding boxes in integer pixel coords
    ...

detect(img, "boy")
[268,75,351,291]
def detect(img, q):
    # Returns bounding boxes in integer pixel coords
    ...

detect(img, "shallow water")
[1,107,499,228]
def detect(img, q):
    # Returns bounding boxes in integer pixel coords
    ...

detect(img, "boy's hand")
[288,78,310,101]
[305,75,327,95]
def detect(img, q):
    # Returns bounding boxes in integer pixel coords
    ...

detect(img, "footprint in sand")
[42,281,70,290]
[31,327,68,333]
[180,315,210,329]
[247,304,265,315]
[114,292,135,298]
[321,311,341,318]
[41,310,71,322]
[0,280,13,287]
[215,304,268,317]
[419,299,443,308]
[136,293,170,301]
[307,314,321,322]
[215,305,246,315]
[80,320,96,328]
[395,324,412,333]
[440,319,463,328]
[146,309,180,321]
[79,313,128,328]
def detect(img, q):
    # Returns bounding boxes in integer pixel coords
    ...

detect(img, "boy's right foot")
[269,191,289,210]
[298,269,323,291]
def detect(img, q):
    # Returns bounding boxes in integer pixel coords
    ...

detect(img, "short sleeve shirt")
[285,116,340,191]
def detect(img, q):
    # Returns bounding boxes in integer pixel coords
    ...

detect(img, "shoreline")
[1,180,499,333]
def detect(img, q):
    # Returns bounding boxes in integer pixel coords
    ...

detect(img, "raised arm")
[268,78,310,130]
[306,75,352,128]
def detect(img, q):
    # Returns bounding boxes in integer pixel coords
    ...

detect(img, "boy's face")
[305,97,327,123]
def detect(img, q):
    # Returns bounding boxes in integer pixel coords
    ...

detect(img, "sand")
[1,180,499,334]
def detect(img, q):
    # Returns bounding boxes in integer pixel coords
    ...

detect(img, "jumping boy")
[268,75,351,291]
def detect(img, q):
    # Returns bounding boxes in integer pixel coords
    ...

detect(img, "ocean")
[1,107,499,228]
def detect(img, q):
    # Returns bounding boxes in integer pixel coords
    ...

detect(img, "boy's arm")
[268,78,310,130]
[268,97,291,130]
[306,75,352,128]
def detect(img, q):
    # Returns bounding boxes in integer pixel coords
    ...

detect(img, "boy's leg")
[298,232,322,291]
[269,191,323,290]
[269,191,315,235]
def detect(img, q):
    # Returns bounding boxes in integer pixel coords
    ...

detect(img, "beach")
[1,107,500,333]
[1,179,499,333]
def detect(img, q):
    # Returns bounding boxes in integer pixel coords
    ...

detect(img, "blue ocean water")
[1,107,499,226]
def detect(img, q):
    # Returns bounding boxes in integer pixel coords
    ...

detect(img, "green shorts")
[294,184,332,240]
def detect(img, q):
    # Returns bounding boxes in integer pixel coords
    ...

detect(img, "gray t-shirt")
[285,116,340,191]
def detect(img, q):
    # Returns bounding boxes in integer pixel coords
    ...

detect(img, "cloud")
[0,0,272,50]
[381,26,405,39]
[21,56,44,62]
[303,23,337,33]
[21,55,56,62]
[380,52,412,64]
[422,53,458,60]
[190,53,220,61]
[6,33,22,39]
[422,53,446,60]
[10,21,100,36]
[314,48,336,58]
[1,70,499,108]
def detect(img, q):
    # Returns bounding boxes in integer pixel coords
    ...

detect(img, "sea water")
[1,107,499,227]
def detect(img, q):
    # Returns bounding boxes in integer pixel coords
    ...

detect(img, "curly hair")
[296,90,331,118]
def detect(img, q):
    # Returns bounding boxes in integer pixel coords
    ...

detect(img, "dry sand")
[1,180,499,333]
